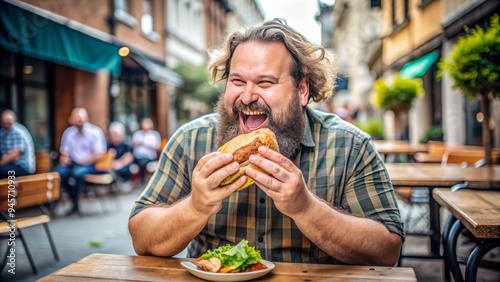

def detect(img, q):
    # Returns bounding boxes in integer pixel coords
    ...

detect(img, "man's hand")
[245,146,313,216]
[0,149,22,165]
[59,154,71,166]
[190,152,245,216]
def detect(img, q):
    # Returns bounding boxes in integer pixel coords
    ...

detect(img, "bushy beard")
[214,91,305,159]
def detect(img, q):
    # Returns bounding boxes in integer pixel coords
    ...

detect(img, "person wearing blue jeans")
[55,108,106,215]
[55,162,99,213]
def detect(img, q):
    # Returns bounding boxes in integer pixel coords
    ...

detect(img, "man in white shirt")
[132,118,161,184]
[55,108,106,215]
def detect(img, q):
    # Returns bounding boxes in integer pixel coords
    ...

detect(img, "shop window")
[0,52,52,150]
[141,0,160,42]
[23,57,46,83]
[111,79,153,140]
[114,0,137,28]
[22,56,51,150]
[24,86,50,150]
[0,51,15,77]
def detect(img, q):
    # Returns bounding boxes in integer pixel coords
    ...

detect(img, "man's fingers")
[194,151,221,173]
[258,146,292,169]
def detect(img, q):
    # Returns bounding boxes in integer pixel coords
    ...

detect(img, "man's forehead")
[230,41,292,76]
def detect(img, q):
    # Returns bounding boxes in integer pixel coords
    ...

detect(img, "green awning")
[0,1,121,75]
[400,51,439,79]
[130,54,184,87]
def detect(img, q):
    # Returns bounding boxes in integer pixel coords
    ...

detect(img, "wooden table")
[386,163,500,188]
[433,188,500,282]
[385,163,500,259]
[38,253,417,281]
[373,140,427,162]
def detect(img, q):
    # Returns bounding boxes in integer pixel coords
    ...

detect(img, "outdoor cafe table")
[373,140,427,162]
[384,163,500,259]
[38,253,417,281]
[433,188,500,282]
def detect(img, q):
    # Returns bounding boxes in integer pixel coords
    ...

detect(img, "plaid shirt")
[0,125,33,173]
[130,106,404,264]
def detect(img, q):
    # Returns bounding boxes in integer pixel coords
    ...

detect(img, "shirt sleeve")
[59,129,70,155]
[341,137,405,240]
[153,131,161,149]
[94,127,107,154]
[11,130,27,152]
[129,130,191,218]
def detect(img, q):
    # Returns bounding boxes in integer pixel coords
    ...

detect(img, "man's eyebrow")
[229,72,279,82]
[256,74,279,82]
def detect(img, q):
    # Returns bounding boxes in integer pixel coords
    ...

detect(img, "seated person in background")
[132,118,161,184]
[108,121,134,182]
[128,19,403,266]
[54,107,107,215]
[0,109,35,178]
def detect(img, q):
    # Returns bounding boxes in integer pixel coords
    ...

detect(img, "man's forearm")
[291,194,402,266]
[0,150,21,165]
[128,196,210,257]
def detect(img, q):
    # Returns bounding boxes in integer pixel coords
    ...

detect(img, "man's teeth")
[242,110,264,115]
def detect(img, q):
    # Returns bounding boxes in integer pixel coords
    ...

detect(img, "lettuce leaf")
[199,239,262,272]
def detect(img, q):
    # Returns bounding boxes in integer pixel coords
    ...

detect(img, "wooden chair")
[442,149,500,167]
[82,149,120,214]
[159,138,168,154]
[35,150,52,173]
[0,172,60,274]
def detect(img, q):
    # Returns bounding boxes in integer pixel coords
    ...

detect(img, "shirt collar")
[300,106,316,148]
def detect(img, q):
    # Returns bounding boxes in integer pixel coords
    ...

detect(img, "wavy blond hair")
[208,19,336,103]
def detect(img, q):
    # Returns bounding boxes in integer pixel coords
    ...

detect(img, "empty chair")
[81,149,120,214]
[0,172,60,274]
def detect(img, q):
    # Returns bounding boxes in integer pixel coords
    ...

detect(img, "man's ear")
[298,78,309,106]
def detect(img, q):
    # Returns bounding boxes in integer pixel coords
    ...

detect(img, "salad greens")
[200,239,262,272]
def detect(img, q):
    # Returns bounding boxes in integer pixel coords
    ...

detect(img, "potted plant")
[370,74,424,140]
[437,14,500,164]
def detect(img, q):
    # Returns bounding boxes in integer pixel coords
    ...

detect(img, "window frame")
[114,0,137,28]
[390,0,410,35]
[140,0,160,42]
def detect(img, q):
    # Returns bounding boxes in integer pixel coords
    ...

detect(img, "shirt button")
[259,198,265,203]
[258,237,264,242]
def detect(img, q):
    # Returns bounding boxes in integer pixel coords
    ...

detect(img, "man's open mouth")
[240,110,268,130]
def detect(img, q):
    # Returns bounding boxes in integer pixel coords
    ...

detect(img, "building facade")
[319,0,500,147]
[0,0,181,154]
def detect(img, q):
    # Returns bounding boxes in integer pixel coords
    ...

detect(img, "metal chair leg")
[442,214,456,282]
[446,219,464,282]
[0,239,9,273]
[465,240,500,282]
[17,229,38,275]
[43,223,60,261]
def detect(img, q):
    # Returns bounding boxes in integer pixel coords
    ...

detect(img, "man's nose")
[240,84,258,105]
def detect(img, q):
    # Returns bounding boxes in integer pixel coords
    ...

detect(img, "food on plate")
[217,128,279,190]
[193,239,267,273]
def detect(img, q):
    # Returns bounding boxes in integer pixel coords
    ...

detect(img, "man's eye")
[258,81,273,87]
[231,79,245,86]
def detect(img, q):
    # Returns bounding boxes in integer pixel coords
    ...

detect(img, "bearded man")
[129,19,404,266]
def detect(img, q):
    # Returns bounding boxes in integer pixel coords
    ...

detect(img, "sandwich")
[193,239,267,273]
[217,128,279,190]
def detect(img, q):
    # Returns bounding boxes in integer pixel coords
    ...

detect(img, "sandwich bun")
[217,128,279,190]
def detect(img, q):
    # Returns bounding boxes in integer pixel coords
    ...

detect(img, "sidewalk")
[1,188,499,281]
[1,187,142,282]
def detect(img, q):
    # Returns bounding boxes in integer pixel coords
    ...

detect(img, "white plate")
[180,259,275,282]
